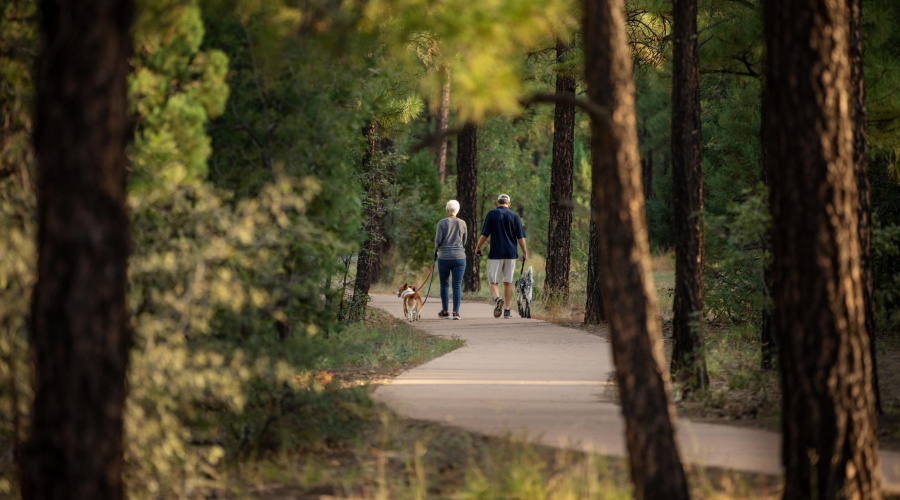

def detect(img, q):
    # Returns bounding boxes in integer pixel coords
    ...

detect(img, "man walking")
[474,194,528,318]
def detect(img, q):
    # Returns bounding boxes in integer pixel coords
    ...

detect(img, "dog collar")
[400,288,415,299]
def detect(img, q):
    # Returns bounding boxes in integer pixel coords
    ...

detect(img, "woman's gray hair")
[446,199,460,216]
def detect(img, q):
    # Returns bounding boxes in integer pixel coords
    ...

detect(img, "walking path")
[370,294,900,492]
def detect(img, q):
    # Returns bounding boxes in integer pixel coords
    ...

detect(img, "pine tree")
[457,123,480,292]
[544,41,577,304]
[23,0,133,498]
[583,0,689,496]
[670,0,709,390]
[764,0,881,495]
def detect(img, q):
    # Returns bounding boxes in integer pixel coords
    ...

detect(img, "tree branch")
[520,93,610,121]
[408,123,469,153]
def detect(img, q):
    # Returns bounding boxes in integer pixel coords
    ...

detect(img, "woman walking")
[435,200,467,319]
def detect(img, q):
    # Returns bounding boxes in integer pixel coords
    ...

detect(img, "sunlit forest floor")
[223,309,783,499]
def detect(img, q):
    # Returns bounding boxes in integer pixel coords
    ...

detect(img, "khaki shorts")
[487,259,516,284]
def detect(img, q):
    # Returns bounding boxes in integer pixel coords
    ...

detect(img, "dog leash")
[416,252,438,306]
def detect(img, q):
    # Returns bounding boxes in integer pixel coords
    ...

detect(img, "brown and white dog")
[397,283,423,321]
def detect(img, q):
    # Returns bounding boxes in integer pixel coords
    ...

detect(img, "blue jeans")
[438,258,466,313]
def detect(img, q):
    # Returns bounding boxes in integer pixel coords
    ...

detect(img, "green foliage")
[704,187,769,324]
[363,0,577,121]
[130,0,230,189]
[0,3,38,494]
[864,0,900,179]
[873,223,900,333]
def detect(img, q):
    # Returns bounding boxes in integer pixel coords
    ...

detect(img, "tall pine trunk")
[370,137,394,282]
[584,178,606,324]
[22,0,133,498]
[850,0,882,414]
[544,42,576,304]
[583,0,689,497]
[764,0,881,496]
[670,0,709,390]
[457,123,480,292]
[348,123,379,322]
[434,67,451,184]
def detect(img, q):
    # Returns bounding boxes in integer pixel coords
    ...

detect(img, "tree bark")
[544,42,577,304]
[457,123,480,292]
[849,0,882,415]
[670,0,709,391]
[348,123,379,322]
[22,0,133,498]
[764,0,881,496]
[582,0,690,497]
[434,67,451,184]
[584,184,606,324]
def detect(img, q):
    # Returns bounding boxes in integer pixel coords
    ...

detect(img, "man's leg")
[487,259,504,318]
[504,282,513,311]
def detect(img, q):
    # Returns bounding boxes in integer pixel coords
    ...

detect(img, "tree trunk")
[457,123,480,292]
[544,41,577,304]
[348,123,379,322]
[850,0,882,415]
[22,0,133,498]
[434,67,451,184]
[582,0,690,497]
[670,0,709,391]
[764,0,881,496]
[641,145,653,201]
[370,137,394,282]
[584,186,606,324]
[759,88,777,370]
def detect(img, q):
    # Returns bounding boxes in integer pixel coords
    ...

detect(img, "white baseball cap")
[497,194,511,204]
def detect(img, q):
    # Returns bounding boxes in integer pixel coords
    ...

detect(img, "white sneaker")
[493,297,504,318]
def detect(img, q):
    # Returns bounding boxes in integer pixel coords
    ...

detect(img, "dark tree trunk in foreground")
[850,0,882,414]
[457,123,480,292]
[670,0,709,390]
[583,0,689,497]
[434,67,451,184]
[544,42,577,304]
[764,0,881,496]
[22,0,133,498]
[348,123,380,322]
[584,183,606,324]
[759,94,777,370]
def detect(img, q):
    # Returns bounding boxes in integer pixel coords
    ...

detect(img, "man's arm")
[474,235,488,257]
[518,238,528,261]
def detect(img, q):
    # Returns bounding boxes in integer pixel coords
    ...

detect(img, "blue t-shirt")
[480,206,526,259]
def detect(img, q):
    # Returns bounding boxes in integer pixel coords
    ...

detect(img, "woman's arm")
[435,219,445,248]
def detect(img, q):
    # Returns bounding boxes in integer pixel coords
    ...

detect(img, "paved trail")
[371,294,900,492]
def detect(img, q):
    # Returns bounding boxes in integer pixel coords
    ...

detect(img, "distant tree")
[544,41,577,304]
[457,123,480,292]
[584,188,606,324]
[434,67,451,183]
[670,0,709,390]
[582,0,689,497]
[849,0,882,414]
[764,0,881,496]
[348,123,381,322]
[22,0,133,499]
